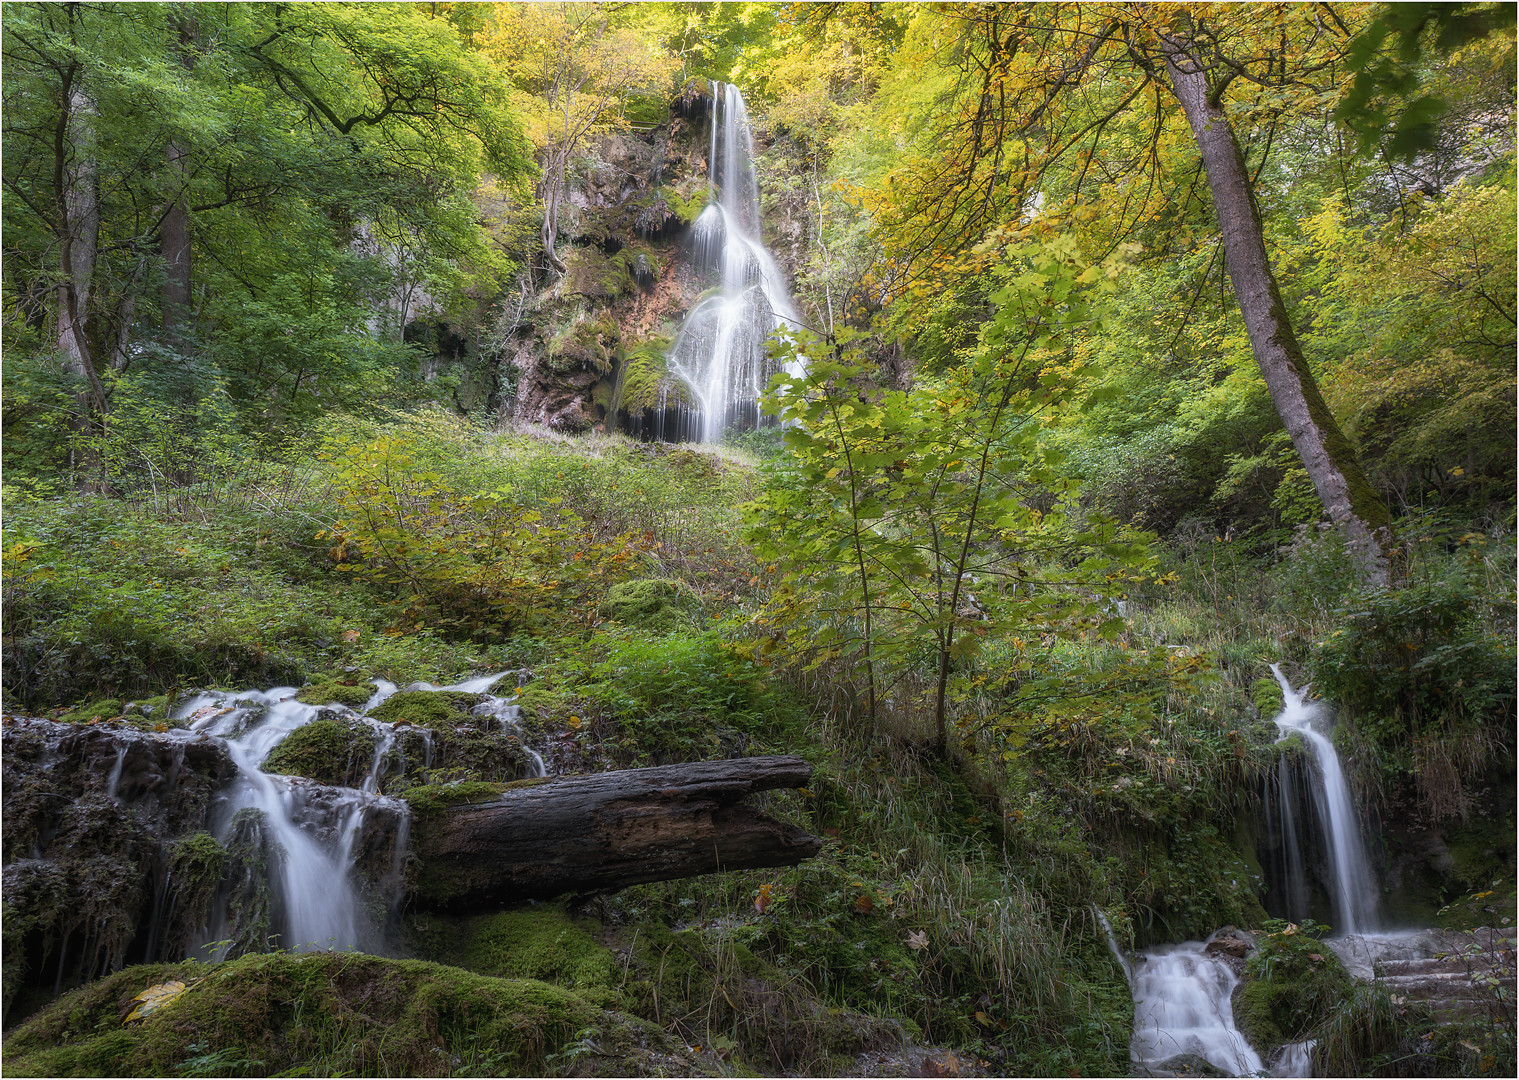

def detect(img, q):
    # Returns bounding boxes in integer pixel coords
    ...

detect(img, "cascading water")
[663,82,803,443]
[176,671,538,956]
[1128,941,1265,1077]
[1266,664,1378,935]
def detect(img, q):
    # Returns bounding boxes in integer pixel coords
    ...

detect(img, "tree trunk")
[410,756,822,909]
[161,142,191,335]
[58,80,105,414]
[1164,41,1392,587]
[162,6,196,337]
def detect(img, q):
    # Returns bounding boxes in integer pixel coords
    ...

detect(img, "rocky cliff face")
[509,94,715,435]
[505,87,814,438]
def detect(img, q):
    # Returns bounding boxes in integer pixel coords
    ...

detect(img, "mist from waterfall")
[665,82,803,444]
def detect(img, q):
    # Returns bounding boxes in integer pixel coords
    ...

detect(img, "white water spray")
[1268,665,1378,935]
[666,82,803,443]
[1128,941,1266,1077]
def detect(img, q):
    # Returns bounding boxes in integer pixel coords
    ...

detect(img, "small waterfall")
[182,689,406,954]
[664,82,803,444]
[1267,665,1378,935]
[177,670,536,957]
[1128,940,1265,1077]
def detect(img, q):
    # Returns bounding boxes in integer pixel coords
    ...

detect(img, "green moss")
[57,698,124,723]
[368,690,481,727]
[0,952,676,1078]
[427,907,619,1005]
[1234,924,1353,1054]
[661,184,709,224]
[1250,676,1283,717]
[294,678,376,707]
[601,578,702,632]
[261,719,375,786]
[561,247,634,299]
[397,780,507,820]
[161,833,228,958]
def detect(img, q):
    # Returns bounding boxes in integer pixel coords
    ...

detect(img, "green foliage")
[748,237,1153,747]
[324,434,640,638]
[1311,571,1515,757]
[545,629,792,766]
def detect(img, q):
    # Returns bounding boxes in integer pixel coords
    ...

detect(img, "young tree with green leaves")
[747,237,1153,751]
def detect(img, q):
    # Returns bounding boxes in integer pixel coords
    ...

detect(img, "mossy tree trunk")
[411,756,821,908]
[1164,36,1392,587]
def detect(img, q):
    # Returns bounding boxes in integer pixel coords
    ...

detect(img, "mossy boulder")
[368,690,482,728]
[294,677,376,707]
[415,906,618,1005]
[1251,676,1284,717]
[602,578,702,632]
[261,718,376,787]
[1233,924,1353,1054]
[1,952,695,1078]
[57,698,124,723]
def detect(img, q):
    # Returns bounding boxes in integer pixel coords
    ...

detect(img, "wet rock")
[1155,1052,1229,1076]
[1,719,235,1020]
[1203,925,1256,975]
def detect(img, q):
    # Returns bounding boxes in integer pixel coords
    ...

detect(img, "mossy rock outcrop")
[261,718,377,787]
[368,690,482,728]
[1,952,699,1078]
[602,578,702,632]
[294,677,376,707]
[1233,925,1353,1054]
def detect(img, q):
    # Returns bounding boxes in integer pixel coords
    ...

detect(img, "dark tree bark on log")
[1163,36,1393,587]
[409,756,822,909]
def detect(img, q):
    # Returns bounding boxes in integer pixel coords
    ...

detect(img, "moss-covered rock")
[602,578,702,632]
[57,698,125,723]
[1,952,695,1078]
[294,677,376,707]
[261,718,376,787]
[368,690,481,727]
[1233,923,1353,1055]
[1250,676,1284,717]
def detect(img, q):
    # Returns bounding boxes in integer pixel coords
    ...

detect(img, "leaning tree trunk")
[410,756,822,909]
[1164,41,1392,587]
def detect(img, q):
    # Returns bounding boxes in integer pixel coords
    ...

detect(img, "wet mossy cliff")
[472,84,808,435]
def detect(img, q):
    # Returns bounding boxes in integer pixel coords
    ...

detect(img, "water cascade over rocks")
[1114,669,1382,1078]
[1127,939,1265,1077]
[664,82,803,443]
[1,670,541,1002]
[185,671,539,955]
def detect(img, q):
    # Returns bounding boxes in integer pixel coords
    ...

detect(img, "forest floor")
[2,413,1514,1077]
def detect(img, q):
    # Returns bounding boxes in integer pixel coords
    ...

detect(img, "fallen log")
[409,755,822,908]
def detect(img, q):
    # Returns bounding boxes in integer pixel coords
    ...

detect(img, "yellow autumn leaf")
[123,980,192,1023]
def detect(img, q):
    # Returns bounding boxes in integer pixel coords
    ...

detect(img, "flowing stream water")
[664,82,802,443]
[1117,668,1380,1078]
[175,671,536,956]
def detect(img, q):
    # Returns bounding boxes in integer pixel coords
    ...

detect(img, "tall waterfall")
[665,82,803,443]
[1266,664,1379,935]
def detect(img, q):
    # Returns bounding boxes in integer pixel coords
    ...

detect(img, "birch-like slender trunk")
[1164,40,1392,587]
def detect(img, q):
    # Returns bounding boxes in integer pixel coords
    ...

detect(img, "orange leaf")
[853,893,874,914]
